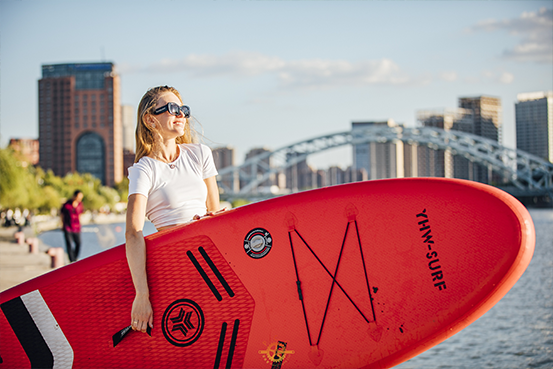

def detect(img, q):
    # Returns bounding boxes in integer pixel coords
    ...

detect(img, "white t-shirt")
[127,143,218,230]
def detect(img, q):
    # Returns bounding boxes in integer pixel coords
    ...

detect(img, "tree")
[1,147,125,214]
[0,148,35,209]
[114,177,129,203]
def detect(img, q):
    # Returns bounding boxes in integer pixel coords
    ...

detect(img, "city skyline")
[1,1,552,169]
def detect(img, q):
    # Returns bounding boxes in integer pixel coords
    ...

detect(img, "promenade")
[0,226,53,292]
[0,213,126,293]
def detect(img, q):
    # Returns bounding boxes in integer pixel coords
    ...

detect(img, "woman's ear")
[145,114,156,128]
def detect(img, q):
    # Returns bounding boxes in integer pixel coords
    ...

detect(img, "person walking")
[61,190,84,262]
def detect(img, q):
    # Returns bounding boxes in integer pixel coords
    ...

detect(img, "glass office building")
[516,91,553,163]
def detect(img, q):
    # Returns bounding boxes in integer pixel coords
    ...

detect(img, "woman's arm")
[204,176,221,213]
[125,193,153,333]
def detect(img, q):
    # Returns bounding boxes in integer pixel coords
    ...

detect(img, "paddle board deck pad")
[0,178,535,368]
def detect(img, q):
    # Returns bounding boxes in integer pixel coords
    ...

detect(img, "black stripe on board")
[225,319,240,369]
[187,250,222,301]
[198,247,235,298]
[1,297,54,369]
[213,322,227,369]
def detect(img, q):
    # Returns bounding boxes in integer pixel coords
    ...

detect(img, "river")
[39,209,552,368]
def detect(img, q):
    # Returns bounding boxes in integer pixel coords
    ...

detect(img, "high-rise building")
[515,91,553,163]
[458,96,502,183]
[121,104,135,152]
[352,120,405,180]
[213,146,235,170]
[285,152,316,191]
[416,108,474,179]
[212,146,236,192]
[326,166,346,186]
[123,150,136,179]
[121,104,136,178]
[458,96,502,141]
[243,147,275,190]
[38,62,122,186]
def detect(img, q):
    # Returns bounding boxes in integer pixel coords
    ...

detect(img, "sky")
[1,0,552,169]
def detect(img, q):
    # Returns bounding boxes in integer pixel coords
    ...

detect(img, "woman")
[126,86,222,334]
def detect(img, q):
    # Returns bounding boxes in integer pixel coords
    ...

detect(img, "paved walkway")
[0,214,127,293]
[0,226,63,293]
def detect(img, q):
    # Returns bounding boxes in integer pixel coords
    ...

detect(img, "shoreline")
[31,212,127,234]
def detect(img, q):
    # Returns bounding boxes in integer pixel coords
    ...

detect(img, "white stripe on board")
[21,290,74,369]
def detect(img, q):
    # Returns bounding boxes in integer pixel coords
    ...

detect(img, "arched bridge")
[216,126,553,199]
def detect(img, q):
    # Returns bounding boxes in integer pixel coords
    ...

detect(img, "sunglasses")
[153,102,190,118]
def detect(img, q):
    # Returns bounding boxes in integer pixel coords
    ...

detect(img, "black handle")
[112,325,152,347]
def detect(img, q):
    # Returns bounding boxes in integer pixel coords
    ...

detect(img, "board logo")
[244,228,273,259]
[162,299,204,347]
[258,340,295,367]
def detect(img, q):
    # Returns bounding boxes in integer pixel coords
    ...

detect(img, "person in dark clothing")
[60,190,84,262]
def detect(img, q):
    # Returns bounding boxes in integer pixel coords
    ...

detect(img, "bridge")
[216,126,553,200]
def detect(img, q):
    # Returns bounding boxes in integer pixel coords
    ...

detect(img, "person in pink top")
[60,190,84,262]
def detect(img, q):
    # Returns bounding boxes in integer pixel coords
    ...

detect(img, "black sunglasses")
[153,102,190,118]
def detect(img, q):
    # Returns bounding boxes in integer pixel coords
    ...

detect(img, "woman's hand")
[193,207,227,221]
[131,293,154,333]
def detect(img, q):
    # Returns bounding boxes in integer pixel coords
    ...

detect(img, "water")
[38,221,157,259]
[38,210,553,368]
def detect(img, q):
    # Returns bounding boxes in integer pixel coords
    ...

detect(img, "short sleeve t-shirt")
[127,143,218,229]
[61,201,83,233]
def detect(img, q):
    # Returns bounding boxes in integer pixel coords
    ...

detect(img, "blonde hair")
[134,86,198,162]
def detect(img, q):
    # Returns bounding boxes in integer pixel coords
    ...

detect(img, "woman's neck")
[150,140,180,163]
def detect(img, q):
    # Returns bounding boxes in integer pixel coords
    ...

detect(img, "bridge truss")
[216,126,553,198]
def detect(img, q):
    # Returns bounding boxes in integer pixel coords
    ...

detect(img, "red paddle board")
[0,178,535,368]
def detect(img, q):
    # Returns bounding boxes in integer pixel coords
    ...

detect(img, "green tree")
[23,165,47,211]
[98,185,119,209]
[38,186,62,213]
[0,148,36,209]
[1,147,125,213]
[231,198,251,208]
[59,172,118,212]
[114,177,129,202]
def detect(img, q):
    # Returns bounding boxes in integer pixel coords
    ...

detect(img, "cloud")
[122,51,416,89]
[467,7,553,63]
[483,70,514,84]
[465,70,515,84]
[276,58,411,88]
[498,72,514,84]
[439,71,458,82]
